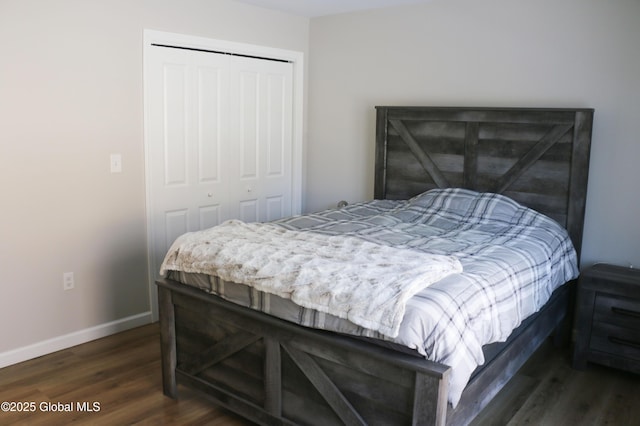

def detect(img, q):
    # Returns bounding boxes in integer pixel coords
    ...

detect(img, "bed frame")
[157,106,593,425]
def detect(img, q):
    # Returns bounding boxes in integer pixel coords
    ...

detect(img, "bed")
[157,106,593,425]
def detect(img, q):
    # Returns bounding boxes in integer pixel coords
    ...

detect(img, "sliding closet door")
[145,43,296,300]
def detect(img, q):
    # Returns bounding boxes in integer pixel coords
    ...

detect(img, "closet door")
[146,46,230,279]
[229,56,294,222]
[145,44,296,290]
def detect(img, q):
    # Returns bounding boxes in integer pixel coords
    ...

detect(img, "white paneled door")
[228,55,294,223]
[144,34,301,319]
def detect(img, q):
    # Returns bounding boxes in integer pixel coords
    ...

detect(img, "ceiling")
[234,0,433,17]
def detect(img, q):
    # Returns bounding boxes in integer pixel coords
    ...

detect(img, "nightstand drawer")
[594,293,640,329]
[590,321,640,362]
[573,263,640,372]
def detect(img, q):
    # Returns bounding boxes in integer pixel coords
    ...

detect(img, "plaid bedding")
[167,188,579,407]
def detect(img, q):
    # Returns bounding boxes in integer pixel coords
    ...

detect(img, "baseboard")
[0,312,153,369]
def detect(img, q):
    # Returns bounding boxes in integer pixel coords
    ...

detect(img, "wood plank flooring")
[0,324,251,425]
[470,337,640,426]
[0,323,638,425]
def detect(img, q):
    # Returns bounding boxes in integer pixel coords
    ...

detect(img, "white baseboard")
[0,312,153,369]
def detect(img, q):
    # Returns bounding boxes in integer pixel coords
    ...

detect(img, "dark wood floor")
[470,337,640,426]
[1,324,638,425]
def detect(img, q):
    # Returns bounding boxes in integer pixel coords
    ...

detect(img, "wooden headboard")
[374,106,593,258]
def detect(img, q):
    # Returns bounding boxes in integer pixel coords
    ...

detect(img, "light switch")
[110,154,122,173]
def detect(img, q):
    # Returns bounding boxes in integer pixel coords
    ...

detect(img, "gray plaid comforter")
[167,188,579,407]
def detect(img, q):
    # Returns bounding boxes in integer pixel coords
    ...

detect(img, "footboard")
[157,278,451,425]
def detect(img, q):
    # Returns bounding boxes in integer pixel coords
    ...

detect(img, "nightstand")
[573,263,640,373]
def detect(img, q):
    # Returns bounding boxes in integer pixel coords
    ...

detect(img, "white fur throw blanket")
[160,220,462,338]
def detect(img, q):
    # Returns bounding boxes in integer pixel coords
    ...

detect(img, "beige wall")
[0,0,308,355]
[306,0,640,267]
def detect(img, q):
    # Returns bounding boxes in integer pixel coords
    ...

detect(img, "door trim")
[143,29,304,321]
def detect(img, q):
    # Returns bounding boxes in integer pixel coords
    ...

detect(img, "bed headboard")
[374,106,593,258]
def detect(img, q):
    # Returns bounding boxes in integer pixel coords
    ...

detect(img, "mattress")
[161,188,579,406]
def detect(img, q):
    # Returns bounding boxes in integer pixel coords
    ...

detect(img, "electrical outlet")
[110,154,122,173]
[63,272,75,291]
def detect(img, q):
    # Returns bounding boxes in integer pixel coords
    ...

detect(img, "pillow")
[404,188,547,227]
[407,188,481,220]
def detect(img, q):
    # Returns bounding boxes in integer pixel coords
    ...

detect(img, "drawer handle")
[608,336,640,350]
[611,306,640,319]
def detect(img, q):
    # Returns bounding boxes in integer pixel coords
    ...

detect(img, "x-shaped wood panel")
[390,119,574,194]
